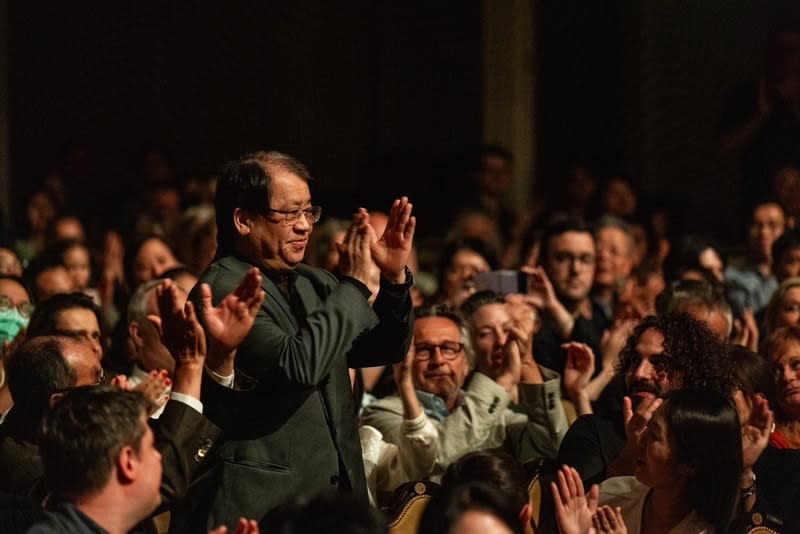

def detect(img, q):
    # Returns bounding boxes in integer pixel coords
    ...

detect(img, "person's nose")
[496,328,508,349]
[431,345,447,365]
[632,359,653,381]
[295,214,313,232]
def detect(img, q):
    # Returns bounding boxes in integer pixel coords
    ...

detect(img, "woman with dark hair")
[434,238,498,308]
[418,480,524,534]
[554,390,743,533]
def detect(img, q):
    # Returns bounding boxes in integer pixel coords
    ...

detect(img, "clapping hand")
[200,267,266,374]
[150,279,206,369]
[563,342,595,398]
[551,465,600,534]
[366,197,415,284]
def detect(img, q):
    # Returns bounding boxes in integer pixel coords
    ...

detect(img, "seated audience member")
[24,254,75,303]
[553,390,744,534]
[655,279,734,344]
[628,260,665,316]
[762,325,800,449]
[47,214,86,245]
[731,344,797,528]
[460,290,562,407]
[440,450,532,532]
[725,201,785,312]
[0,276,32,419]
[0,247,23,277]
[434,238,497,308]
[763,277,800,336]
[359,348,437,505]
[125,279,182,417]
[126,235,181,290]
[361,305,567,482]
[51,240,95,298]
[418,481,524,534]
[527,216,609,377]
[557,313,735,486]
[663,234,726,285]
[28,387,256,534]
[27,291,104,357]
[591,215,635,323]
[0,336,104,497]
[771,229,800,283]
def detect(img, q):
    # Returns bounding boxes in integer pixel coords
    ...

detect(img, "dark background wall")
[8,2,800,244]
[8,2,482,233]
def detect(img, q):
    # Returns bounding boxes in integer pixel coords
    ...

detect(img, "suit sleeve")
[153,401,221,508]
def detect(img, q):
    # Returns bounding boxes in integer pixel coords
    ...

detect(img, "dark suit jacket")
[0,401,219,516]
[184,255,413,529]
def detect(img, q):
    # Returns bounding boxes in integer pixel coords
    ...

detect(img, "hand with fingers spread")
[200,267,266,375]
[592,505,627,534]
[338,209,380,297]
[551,465,600,534]
[366,197,416,283]
[608,395,663,477]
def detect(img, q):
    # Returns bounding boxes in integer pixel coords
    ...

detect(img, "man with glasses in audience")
[0,276,33,422]
[183,151,415,530]
[525,216,609,377]
[361,305,567,481]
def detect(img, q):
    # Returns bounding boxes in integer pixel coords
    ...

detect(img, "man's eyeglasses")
[265,206,322,226]
[0,295,33,317]
[413,342,464,360]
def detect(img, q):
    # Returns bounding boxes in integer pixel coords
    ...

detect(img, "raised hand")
[551,465,600,534]
[366,197,415,283]
[741,393,774,471]
[623,394,662,443]
[495,331,522,393]
[338,209,380,297]
[393,346,421,419]
[731,308,759,352]
[150,279,206,369]
[200,267,266,369]
[563,342,595,398]
[520,265,558,311]
[113,369,171,416]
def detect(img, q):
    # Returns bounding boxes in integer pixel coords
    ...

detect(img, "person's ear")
[519,502,532,531]
[117,445,137,483]
[233,208,252,236]
[49,392,65,409]
[129,320,145,347]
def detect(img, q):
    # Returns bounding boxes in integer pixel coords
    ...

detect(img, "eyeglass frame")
[413,341,465,361]
[263,205,322,226]
[0,294,34,318]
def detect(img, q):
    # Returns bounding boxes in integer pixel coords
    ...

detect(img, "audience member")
[361,305,567,481]
[557,313,735,486]
[726,201,785,312]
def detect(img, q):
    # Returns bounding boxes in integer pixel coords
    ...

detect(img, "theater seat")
[385,480,440,534]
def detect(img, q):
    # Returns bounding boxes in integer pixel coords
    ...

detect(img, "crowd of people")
[6,39,800,529]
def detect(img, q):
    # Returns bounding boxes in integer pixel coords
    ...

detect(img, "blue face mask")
[0,308,28,345]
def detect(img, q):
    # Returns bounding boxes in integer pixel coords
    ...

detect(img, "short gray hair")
[127,279,166,325]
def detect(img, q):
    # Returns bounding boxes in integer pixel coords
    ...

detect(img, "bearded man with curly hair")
[557,312,735,485]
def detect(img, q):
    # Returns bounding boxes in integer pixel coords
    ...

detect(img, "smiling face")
[594,226,633,289]
[242,169,313,272]
[470,303,512,380]
[774,287,800,330]
[768,338,800,417]
[133,238,179,286]
[411,316,470,405]
[624,328,681,405]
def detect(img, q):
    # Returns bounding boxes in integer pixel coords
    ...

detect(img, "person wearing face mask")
[0,276,33,422]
